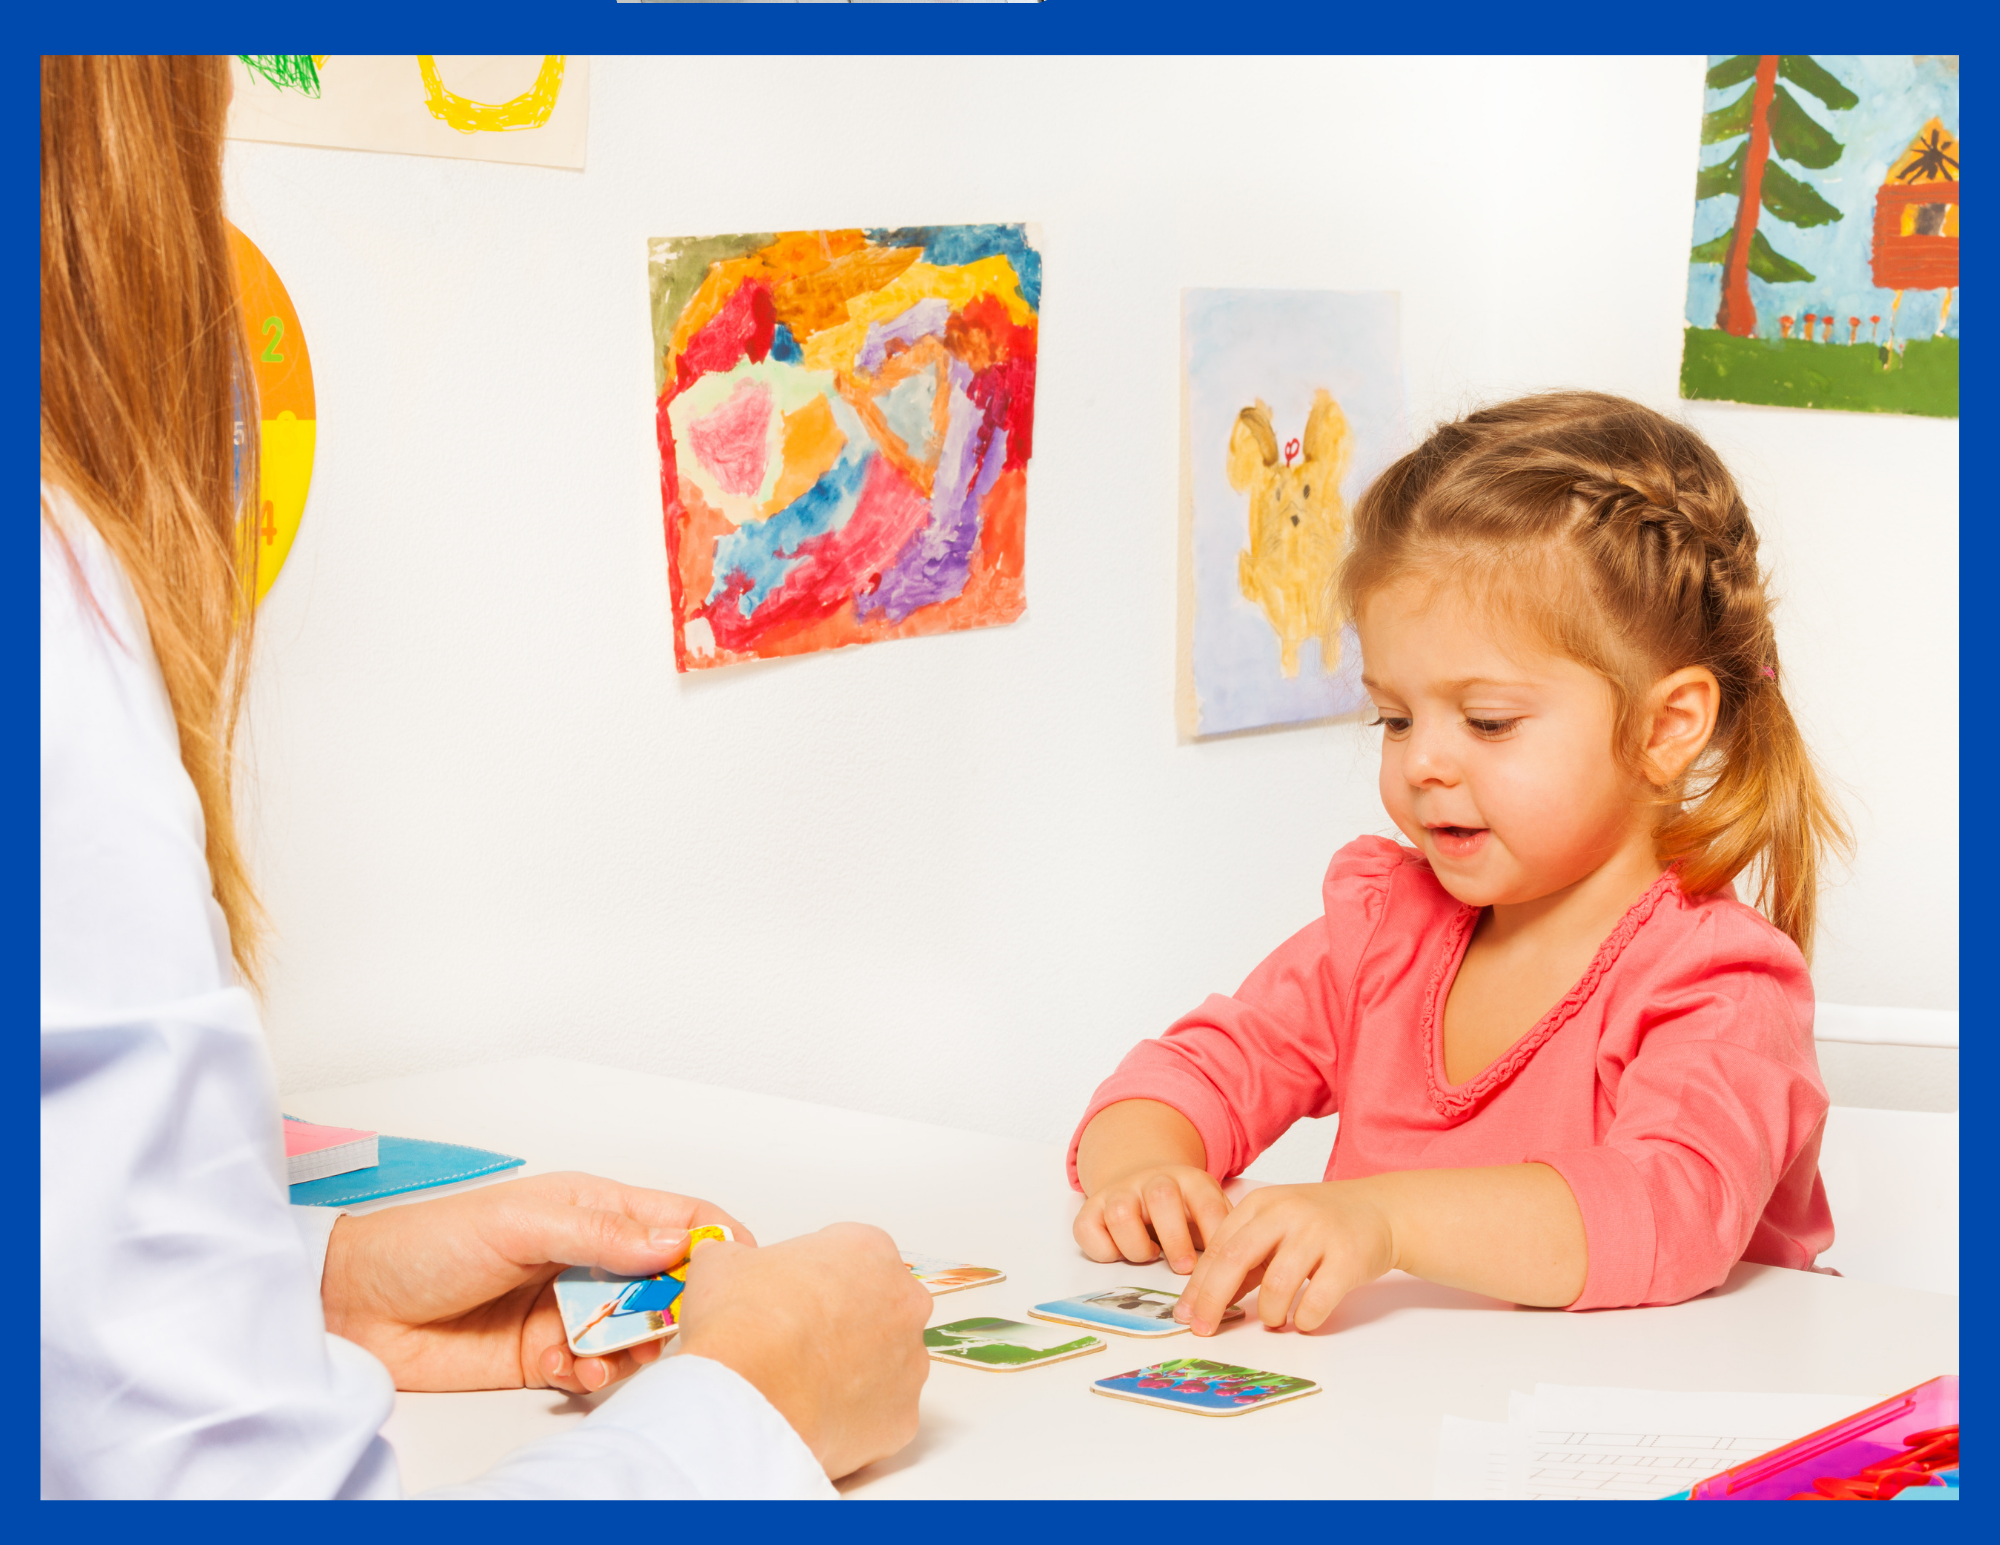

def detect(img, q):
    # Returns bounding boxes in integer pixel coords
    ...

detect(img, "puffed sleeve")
[1066,837,1404,1187]
[1528,908,1832,1310]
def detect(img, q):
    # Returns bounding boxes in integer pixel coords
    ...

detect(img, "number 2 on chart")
[261,315,285,363]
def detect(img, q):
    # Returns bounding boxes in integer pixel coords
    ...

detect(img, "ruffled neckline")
[1418,866,1683,1121]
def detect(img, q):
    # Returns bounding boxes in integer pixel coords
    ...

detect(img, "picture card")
[924,1316,1103,1373]
[1092,1357,1321,1417]
[901,1250,1006,1296]
[554,1223,732,1358]
[1029,1285,1244,1337]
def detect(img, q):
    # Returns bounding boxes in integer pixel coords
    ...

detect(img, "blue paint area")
[867,223,1042,311]
[769,322,802,364]
[877,372,937,450]
[706,450,873,617]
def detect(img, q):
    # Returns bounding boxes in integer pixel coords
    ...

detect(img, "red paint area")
[672,280,776,397]
[948,294,1037,468]
[704,455,933,653]
[688,379,773,496]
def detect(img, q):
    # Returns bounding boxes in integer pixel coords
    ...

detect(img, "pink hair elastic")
[1760,665,1777,680]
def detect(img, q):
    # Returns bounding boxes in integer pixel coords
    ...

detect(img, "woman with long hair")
[40,56,929,1500]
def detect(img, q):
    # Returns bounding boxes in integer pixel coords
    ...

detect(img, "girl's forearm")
[1352,1162,1588,1307]
[1075,1100,1207,1195]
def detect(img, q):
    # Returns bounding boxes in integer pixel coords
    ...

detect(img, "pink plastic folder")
[1679,1376,1958,1500]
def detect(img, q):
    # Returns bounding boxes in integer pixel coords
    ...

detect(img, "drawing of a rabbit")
[1229,389,1353,677]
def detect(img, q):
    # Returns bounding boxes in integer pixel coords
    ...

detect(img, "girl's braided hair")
[1339,391,1848,959]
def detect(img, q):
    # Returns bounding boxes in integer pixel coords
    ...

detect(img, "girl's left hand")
[1172,1181,1396,1335]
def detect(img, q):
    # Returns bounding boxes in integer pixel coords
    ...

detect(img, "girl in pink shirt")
[1070,392,1848,1330]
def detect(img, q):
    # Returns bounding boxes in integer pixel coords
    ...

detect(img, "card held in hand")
[554,1223,732,1358]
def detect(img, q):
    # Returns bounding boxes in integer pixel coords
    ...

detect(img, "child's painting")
[228,225,314,606]
[1091,1357,1321,1417]
[650,227,1038,673]
[228,57,589,169]
[1179,290,1407,738]
[1680,55,1957,418]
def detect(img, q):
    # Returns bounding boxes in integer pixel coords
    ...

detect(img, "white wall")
[228,57,1958,1145]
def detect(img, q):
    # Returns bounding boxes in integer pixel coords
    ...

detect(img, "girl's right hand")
[1073,1164,1232,1275]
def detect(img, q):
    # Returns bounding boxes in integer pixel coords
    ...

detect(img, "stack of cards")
[902,1251,1006,1296]
[1092,1357,1321,1417]
[925,1316,1104,1371]
[1030,1285,1244,1337]
[553,1223,732,1357]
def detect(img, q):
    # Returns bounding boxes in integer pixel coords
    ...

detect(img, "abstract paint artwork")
[227,56,589,169]
[650,227,1037,672]
[1179,290,1407,738]
[1681,55,1957,418]
[229,225,314,605]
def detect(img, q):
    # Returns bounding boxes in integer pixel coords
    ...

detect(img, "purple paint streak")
[856,299,953,374]
[859,356,1008,623]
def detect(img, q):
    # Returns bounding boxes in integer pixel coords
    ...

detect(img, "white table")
[286,1057,1960,1500]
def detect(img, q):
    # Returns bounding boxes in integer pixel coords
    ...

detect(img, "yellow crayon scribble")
[417,55,564,134]
[1230,389,1353,677]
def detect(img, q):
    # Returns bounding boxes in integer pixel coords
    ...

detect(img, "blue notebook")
[288,1134,524,1207]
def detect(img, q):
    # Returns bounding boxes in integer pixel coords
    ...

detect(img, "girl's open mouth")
[1429,825,1489,858]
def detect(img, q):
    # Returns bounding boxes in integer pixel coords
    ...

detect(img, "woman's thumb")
[537,1204,691,1276]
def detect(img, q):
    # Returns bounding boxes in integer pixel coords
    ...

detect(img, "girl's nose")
[1403,721,1460,786]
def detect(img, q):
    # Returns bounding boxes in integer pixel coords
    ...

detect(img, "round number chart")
[229,224,315,604]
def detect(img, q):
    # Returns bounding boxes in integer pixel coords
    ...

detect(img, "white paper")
[1435,1384,1876,1500]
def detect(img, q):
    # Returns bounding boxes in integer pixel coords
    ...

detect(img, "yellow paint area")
[255,412,316,603]
[763,395,848,515]
[418,55,564,133]
[1230,390,1354,678]
[801,257,1035,373]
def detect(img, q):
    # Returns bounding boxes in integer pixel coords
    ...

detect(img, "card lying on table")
[924,1316,1103,1372]
[1092,1358,1320,1416]
[554,1224,733,1358]
[1030,1285,1244,1337]
[900,1250,1006,1296]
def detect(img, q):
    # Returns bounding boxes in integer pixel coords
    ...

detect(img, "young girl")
[1070,391,1847,1334]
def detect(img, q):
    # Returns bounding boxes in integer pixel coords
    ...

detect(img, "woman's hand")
[321,1171,752,1395]
[1172,1181,1395,1334]
[675,1222,933,1480]
[1074,1163,1231,1274]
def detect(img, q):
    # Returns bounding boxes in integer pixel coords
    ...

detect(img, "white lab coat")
[39,493,834,1499]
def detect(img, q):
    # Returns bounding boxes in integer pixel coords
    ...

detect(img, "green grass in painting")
[1680,328,1957,418]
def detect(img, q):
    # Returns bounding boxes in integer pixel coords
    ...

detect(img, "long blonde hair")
[41,55,264,982]
[1340,391,1849,959]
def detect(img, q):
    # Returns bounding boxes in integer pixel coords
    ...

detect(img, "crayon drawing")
[227,56,589,169]
[1681,55,1957,417]
[1179,290,1407,738]
[228,225,314,605]
[650,227,1038,672]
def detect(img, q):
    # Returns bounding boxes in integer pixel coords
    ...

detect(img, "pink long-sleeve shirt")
[1069,836,1834,1310]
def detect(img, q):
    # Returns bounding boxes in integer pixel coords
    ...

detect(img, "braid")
[1340,391,1849,959]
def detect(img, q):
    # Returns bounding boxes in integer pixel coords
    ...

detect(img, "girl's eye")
[1464,716,1521,739]
[1367,715,1412,738]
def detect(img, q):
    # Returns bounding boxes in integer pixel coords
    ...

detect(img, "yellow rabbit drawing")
[1229,388,1352,677]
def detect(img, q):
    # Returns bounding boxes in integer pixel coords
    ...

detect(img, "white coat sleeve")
[39,502,830,1500]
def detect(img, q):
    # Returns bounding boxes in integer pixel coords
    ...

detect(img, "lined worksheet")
[1435,1385,1875,1500]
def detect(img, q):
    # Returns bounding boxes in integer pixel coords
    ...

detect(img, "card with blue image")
[1030,1285,1244,1337]
[1091,1357,1320,1417]
[554,1223,732,1357]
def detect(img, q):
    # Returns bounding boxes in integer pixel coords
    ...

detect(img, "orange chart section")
[229,224,316,604]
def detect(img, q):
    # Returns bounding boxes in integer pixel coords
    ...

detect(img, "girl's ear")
[1641,666,1720,786]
